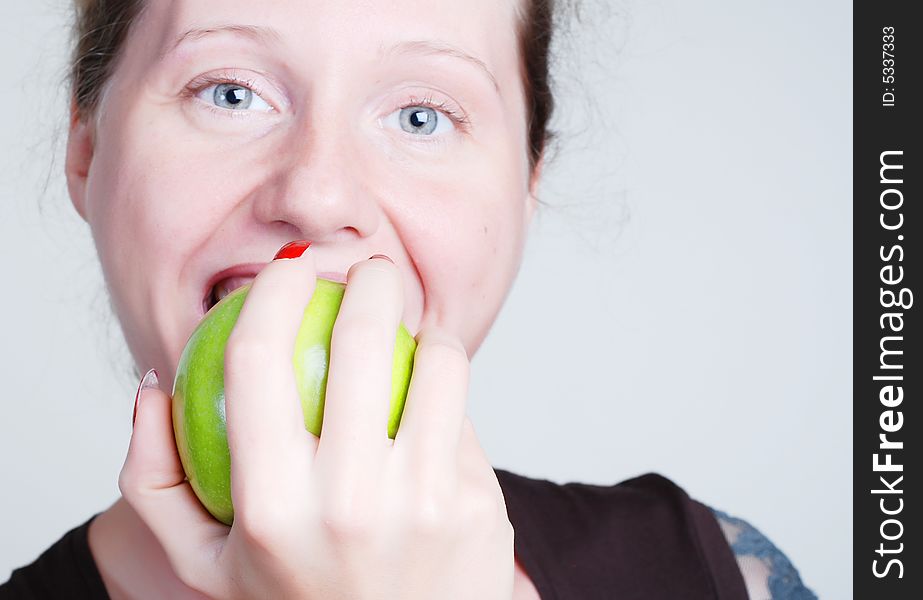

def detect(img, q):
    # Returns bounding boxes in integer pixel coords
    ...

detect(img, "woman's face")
[65,0,538,383]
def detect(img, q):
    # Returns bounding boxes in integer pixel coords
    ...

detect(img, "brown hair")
[71,0,558,172]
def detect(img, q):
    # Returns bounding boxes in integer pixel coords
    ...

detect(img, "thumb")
[123,370,185,490]
[119,369,228,590]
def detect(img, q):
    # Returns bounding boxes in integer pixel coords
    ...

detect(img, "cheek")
[380,142,527,347]
[90,134,204,287]
[85,106,252,364]
[91,103,273,273]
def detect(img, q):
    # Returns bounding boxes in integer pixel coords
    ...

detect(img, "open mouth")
[203,275,254,313]
[201,268,350,315]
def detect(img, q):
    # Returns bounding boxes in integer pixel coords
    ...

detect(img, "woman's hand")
[119,247,515,600]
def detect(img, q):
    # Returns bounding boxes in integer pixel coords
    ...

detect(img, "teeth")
[210,276,253,308]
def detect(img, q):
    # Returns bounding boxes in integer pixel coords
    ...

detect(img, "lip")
[200,265,352,316]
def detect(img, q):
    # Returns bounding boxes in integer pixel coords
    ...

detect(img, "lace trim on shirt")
[710,507,817,600]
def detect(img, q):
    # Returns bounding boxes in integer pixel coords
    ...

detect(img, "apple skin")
[172,278,416,525]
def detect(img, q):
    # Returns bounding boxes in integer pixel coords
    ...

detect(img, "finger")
[224,244,317,518]
[456,417,509,517]
[392,328,469,489]
[314,256,402,497]
[456,417,501,490]
[119,373,229,594]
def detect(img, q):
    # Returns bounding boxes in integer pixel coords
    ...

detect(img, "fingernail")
[132,369,159,430]
[368,253,394,264]
[274,240,312,260]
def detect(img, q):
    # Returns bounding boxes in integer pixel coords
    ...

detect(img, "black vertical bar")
[854,1,920,597]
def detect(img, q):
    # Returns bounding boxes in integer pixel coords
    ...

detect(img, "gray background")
[1,1,850,597]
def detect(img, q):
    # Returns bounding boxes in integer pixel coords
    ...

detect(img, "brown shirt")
[1,469,747,599]
[494,469,748,599]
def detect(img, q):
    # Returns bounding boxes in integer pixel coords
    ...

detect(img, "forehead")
[142,0,521,82]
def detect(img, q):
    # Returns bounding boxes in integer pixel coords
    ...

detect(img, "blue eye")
[197,82,273,112]
[401,107,440,135]
[214,84,251,109]
[384,104,456,136]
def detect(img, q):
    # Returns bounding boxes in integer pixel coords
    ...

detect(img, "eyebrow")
[163,24,500,94]
[384,40,500,94]
[163,24,282,60]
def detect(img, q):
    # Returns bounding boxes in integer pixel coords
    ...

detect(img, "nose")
[251,121,380,243]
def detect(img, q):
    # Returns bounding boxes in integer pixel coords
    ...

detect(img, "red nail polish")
[274,240,312,260]
[132,369,159,429]
[368,253,394,264]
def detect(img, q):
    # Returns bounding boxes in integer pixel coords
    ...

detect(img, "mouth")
[201,264,261,315]
[201,265,349,315]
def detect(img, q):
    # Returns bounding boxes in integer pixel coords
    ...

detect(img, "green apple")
[172,278,416,525]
